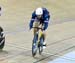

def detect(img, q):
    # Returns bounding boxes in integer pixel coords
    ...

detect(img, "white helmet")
[35,8,43,15]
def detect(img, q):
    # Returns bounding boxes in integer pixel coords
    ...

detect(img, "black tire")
[0,37,5,50]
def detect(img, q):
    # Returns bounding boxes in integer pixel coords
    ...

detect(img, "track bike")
[32,27,44,57]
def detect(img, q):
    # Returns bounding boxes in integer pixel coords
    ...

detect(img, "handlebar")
[32,27,43,30]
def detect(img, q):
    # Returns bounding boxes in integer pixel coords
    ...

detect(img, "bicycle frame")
[36,29,43,43]
[38,29,43,42]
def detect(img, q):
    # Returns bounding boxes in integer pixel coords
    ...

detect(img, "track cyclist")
[29,7,50,48]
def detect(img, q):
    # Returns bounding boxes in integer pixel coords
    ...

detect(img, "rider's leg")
[42,31,47,49]
[33,21,40,37]
[42,31,46,46]
[42,24,47,48]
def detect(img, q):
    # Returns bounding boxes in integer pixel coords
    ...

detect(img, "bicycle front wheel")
[32,42,37,57]
[32,33,38,57]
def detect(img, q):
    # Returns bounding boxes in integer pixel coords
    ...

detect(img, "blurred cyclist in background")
[0,6,5,50]
[0,7,1,16]
[29,7,50,48]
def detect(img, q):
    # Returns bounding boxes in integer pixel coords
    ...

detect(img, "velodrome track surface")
[0,0,75,63]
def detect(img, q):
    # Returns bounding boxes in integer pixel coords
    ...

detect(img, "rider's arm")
[29,12,36,30]
[43,13,50,30]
